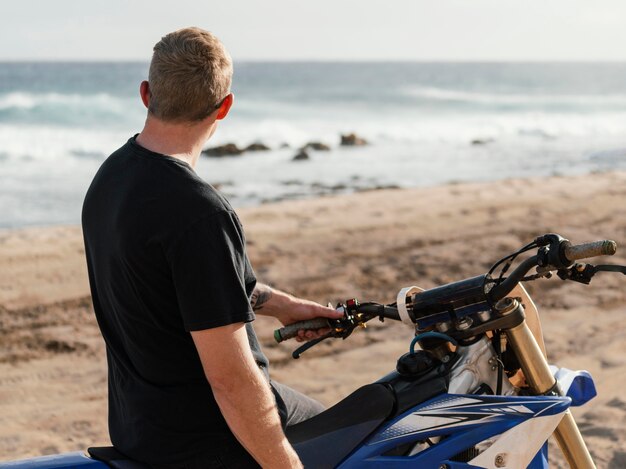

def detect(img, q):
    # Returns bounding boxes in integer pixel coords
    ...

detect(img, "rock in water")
[245,143,271,152]
[202,143,244,157]
[340,133,368,146]
[470,138,494,146]
[303,142,331,151]
[292,149,310,161]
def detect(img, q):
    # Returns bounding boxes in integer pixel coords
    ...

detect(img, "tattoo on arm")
[251,283,272,311]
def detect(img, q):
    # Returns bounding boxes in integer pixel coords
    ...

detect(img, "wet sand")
[1,171,625,467]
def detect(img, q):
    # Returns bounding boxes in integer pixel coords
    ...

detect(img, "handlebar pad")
[564,240,617,262]
[274,318,331,343]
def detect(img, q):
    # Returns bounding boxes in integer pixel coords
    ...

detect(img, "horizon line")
[1,58,626,64]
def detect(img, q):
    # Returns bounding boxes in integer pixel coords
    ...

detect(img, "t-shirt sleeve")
[169,210,256,331]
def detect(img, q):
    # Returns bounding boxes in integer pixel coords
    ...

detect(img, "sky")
[2,0,626,62]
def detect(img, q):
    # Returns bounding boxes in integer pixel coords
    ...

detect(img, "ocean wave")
[2,102,626,165]
[214,111,626,149]
[0,124,130,162]
[0,92,143,126]
[590,147,626,162]
[2,109,626,165]
[403,86,626,108]
[0,91,131,110]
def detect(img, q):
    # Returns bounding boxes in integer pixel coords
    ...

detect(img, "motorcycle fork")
[496,297,596,469]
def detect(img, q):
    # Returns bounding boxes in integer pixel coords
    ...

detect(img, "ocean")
[1,61,626,228]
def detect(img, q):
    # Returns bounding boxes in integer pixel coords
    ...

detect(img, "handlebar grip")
[274,318,331,343]
[564,240,617,262]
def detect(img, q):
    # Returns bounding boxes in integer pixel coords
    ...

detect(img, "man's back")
[82,136,268,464]
[80,27,339,468]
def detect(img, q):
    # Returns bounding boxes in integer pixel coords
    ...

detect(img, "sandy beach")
[1,171,625,468]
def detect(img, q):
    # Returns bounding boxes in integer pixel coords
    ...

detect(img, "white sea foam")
[403,86,626,107]
[3,109,626,166]
[213,111,626,150]
[0,91,131,110]
[0,124,130,161]
[0,92,144,128]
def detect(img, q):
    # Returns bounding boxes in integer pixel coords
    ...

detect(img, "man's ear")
[215,93,234,120]
[139,81,150,109]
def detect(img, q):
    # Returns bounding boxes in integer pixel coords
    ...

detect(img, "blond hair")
[148,27,233,122]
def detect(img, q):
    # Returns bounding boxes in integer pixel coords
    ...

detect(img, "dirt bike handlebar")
[274,236,618,343]
[489,238,617,301]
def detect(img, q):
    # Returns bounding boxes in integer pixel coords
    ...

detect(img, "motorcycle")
[3,233,624,469]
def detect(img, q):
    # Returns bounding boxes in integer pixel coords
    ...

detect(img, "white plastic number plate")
[396,286,423,326]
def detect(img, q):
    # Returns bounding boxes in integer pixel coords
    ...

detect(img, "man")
[82,27,341,468]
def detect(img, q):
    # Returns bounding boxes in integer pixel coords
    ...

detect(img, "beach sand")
[1,171,625,467]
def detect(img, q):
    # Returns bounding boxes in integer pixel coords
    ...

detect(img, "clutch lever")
[292,332,334,359]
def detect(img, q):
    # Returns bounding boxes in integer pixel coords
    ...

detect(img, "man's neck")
[135,116,215,168]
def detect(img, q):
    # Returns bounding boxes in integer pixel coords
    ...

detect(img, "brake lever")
[594,264,626,275]
[292,332,334,359]
[557,263,626,284]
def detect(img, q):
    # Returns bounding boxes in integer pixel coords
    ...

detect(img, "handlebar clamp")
[536,233,572,270]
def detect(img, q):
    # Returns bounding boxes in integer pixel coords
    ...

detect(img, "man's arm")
[250,283,274,312]
[251,283,343,341]
[191,323,302,469]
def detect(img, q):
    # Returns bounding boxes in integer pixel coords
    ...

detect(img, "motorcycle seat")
[88,384,395,469]
[87,447,151,469]
[286,383,395,468]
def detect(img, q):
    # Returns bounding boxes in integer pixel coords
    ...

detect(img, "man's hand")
[252,284,344,342]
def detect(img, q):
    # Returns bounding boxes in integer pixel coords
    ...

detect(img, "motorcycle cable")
[489,242,539,287]
[487,240,538,278]
[495,248,530,285]
[409,331,457,355]
[492,330,506,396]
[493,270,552,286]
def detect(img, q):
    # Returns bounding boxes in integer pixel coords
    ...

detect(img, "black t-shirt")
[82,136,269,465]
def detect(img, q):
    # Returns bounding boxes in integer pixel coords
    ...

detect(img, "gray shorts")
[271,379,326,428]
